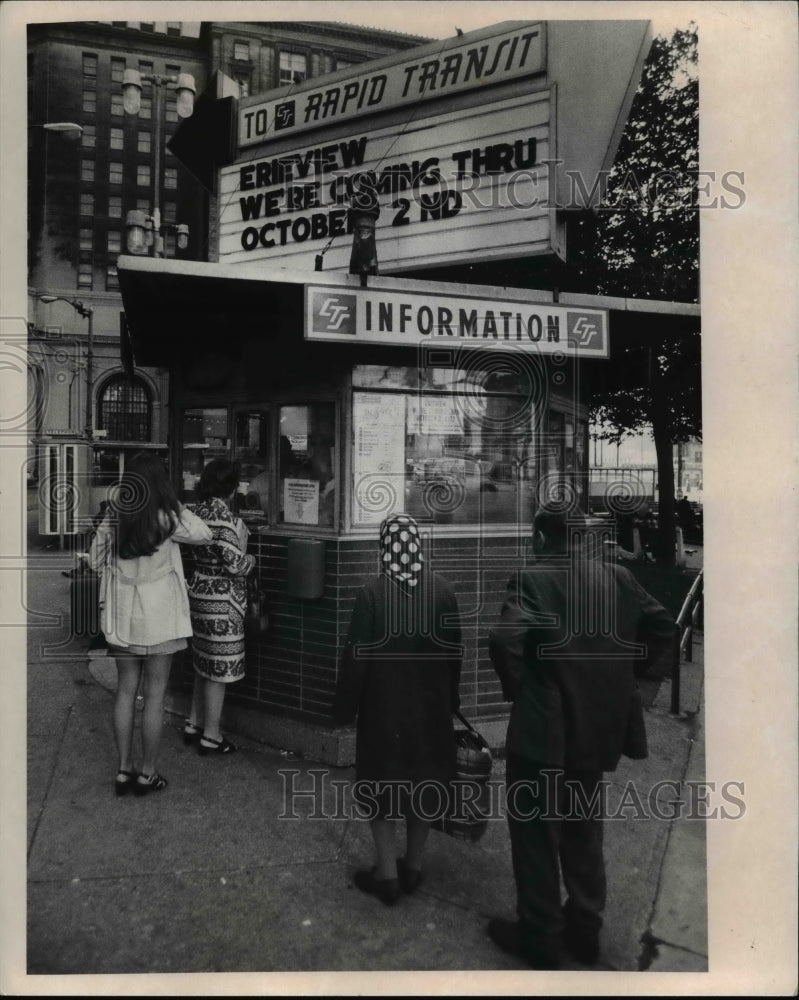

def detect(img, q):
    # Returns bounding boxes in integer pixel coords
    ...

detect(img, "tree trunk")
[650,360,676,567]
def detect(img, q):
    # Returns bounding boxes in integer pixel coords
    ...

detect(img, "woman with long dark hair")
[184,460,255,754]
[333,513,463,905]
[89,453,211,796]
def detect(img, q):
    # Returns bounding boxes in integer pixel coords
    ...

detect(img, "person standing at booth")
[333,513,463,905]
[184,460,255,755]
[488,506,676,969]
[88,453,212,796]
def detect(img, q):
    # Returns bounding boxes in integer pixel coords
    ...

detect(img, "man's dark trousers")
[506,754,605,964]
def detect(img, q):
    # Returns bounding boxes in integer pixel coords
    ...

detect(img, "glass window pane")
[137,130,151,153]
[279,51,307,86]
[108,196,122,219]
[181,408,229,499]
[351,386,540,528]
[81,124,96,147]
[79,227,93,249]
[110,127,124,150]
[140,96,152,120]
[107,230,121,253]
[137,165,151,186]
[279,403,335,527]
[82,90,97,113]
[163,167,177,189]
[162,201,177,223]
[98,376,151,440]
[109,161,123,184]
[234,410,270,519]
[80,194,94,216]
[111,58,126,83]
[82,53,97,78]
[81,160,95,182]
[234,42,249,61]
[111,93,124,115]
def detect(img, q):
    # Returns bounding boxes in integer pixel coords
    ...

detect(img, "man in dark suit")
[487,506,676,969]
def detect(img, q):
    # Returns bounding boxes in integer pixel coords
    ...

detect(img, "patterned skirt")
[188,570,247,683]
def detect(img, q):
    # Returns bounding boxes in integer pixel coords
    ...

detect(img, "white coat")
[88,508,212,648]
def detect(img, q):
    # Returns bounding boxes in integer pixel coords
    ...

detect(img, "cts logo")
[274,101,295,130]
[567,312,606,350]
[312,293,356,335]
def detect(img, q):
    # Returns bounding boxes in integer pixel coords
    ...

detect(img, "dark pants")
[506,755,606,963]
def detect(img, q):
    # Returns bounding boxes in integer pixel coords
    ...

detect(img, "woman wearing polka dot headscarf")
[333,513,463,906]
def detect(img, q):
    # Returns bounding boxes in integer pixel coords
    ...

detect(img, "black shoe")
[133,772,168,796]
[563,924,600,965]
[563,900,600,965]
[198,734,237,755]
[397,857,424,894]
[353,867,401,906]
[486,918,560,970]
[114,769,137,796]
[182,720,202,746]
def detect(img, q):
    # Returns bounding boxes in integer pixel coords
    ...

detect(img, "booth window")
[351,364,550,528]
[181,408,229,500]
[233,410,270,519]
[279,403,336,528]
[98,375,152,442]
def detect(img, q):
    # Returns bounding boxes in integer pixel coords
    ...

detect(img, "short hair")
[533,506,586,550]
[198,459,240,500]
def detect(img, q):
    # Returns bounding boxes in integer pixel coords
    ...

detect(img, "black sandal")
[198,734,237,755]
[133,772,168,796]
[114,769,137,797]
[182,720,202,746]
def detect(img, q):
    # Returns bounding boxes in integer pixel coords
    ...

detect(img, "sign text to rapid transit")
[305,287,609,358]
[239,23,545,147]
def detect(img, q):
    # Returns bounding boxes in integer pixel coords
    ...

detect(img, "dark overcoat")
[333,572,462,785]
[489,555,676,772]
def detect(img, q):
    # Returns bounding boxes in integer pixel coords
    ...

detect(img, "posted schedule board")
[219,90,553,273]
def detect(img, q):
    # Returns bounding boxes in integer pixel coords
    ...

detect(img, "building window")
[137,164,151,187]
[79,227,93,250]
[81,160,95,182]
[164,232,176,257]
[108,196,122,219]
[99,375,152,441]
[82,53,97,79]
[109,161,123,185]
[162,201,177,223]
[81,124,96,148]
[111,57,126,84]
[80,193,94,216]
[107,230,122,254]
[110,127,124,150]
[234,41,250,61]
[111,93,124,116]
[82,90,97,114]
[279,403,336,527]
[166,64,181,77]
[163,167,177,190]
[136,197,149,212]
[235,75,250,98]
[106,264,119,291]
[140,96,152,120]
[278,51,307,86]
[166,22,181,36]
[139,23,154,34]
[139,60,154,76]
[165,96,178,123]
[77,258,93,289]
[137,131,151,153]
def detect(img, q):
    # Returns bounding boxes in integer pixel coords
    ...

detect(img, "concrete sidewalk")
[22,554,707,981]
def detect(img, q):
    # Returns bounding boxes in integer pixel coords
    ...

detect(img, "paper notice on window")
[283,478,320,525]
[352,393,406,525]
[408,395,464,435]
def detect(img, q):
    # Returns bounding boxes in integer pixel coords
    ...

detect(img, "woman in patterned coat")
[184,460,255,754]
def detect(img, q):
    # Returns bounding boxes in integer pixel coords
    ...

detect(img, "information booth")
[116,19,661,760]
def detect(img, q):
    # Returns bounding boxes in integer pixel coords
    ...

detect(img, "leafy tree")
[565,25,700,565]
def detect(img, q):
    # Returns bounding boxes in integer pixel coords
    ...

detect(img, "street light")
[122,69,196,258]
[38,295,94,442]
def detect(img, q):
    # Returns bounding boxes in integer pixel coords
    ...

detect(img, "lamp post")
[38,295,94,441]
[122,70,195,257]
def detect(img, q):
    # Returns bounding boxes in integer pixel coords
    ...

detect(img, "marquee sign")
[220,90,554,272]
[304,285,609,358]
[239,22,545,148]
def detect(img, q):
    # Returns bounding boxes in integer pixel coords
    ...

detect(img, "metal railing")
[671,569,704,714]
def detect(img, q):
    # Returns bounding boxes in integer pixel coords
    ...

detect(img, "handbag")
[244,571,270,638]
[432,710,493,843]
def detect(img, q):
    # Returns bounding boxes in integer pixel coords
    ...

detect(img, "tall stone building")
[26,19,425,512]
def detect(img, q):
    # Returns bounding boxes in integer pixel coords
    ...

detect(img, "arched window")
[98,375,152,441]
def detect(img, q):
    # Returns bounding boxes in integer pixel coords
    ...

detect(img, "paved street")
[12,540,708,989]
